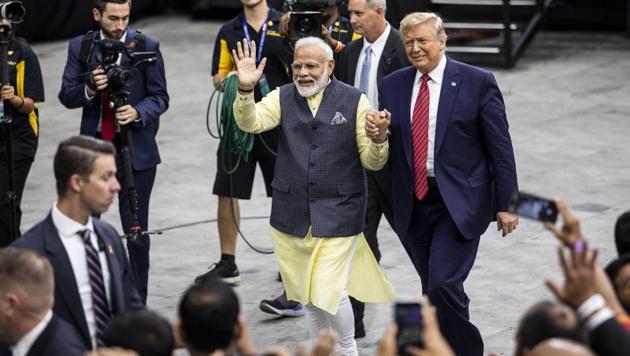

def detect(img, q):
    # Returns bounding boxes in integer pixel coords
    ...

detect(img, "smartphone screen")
[508,192,558,223]
[395,302,423,354]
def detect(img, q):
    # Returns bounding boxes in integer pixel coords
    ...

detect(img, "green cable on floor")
[205,75,274,255]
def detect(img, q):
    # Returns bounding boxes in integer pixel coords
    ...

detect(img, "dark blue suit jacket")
[0,314,86,356]
[58,28,169,171]
[381,58,517,240]
[12,214,143,350]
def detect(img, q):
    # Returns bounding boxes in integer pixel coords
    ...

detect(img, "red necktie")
[411,74,430,200]
[100,92,116,141]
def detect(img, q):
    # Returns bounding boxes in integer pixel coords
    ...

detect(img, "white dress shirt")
[51,203,112,350]
[410,54,447,177]
[354,23,391,110]
[10,310,53,356]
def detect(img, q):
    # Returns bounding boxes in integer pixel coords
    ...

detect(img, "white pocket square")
[331,112,347,125]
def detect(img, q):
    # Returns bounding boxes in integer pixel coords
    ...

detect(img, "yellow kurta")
[234,83,396,314]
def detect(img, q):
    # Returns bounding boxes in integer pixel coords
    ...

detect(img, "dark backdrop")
[16,0,169,42]
[14,0,629,43]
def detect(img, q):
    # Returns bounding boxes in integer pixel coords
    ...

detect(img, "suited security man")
[334,0,408,337]
[0,248,86,356]
[12,135,143,351]
[380,12,518,355]
[58,0,169,304]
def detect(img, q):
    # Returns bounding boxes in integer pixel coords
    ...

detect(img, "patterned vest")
[270,78,366,237]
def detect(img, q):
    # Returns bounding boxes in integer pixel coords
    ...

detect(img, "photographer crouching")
[58,0,169,305]
[0,0,44,246]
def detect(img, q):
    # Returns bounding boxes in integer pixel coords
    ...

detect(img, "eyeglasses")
[291,62,322,71]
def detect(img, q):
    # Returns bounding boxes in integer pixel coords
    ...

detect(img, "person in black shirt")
[195,0,292,290]
[0,18,44,246]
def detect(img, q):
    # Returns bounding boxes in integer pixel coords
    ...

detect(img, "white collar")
[415,54,447,85]
[51,202,96,238]
[362,22,391,51]
[100,30,128,43]
[11,310,53,356]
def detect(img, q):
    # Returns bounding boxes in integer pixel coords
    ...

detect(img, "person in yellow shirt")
[231,36,394,355]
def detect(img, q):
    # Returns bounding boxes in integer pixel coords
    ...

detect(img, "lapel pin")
[451,82,457,87]
[107,244,114,255]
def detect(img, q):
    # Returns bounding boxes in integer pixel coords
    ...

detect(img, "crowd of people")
[1,0,630,355]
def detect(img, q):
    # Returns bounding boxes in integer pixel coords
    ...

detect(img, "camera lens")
[0,2,26,24]
[296,17,315,36]
[107,67,134,89]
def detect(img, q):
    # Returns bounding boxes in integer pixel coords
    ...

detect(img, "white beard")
[295,68,330,98]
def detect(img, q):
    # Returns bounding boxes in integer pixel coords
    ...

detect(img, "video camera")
[0,1,25,24]
[285,0,338,43]
[89,38,157,108]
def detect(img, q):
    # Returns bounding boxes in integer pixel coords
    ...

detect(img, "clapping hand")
[366,109,391,143]
[232,38,267,92]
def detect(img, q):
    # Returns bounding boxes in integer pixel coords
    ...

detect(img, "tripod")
[108,91,160,240]
[0,23,17,241]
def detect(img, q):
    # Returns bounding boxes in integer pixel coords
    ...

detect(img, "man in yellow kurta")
[231,36,394,355]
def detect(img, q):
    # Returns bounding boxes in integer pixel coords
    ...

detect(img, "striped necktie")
[411,74,431,200]
[79,229,111,346]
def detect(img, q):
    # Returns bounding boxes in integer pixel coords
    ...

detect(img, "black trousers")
[0,152,33,246]
[350,166,395,324]
[403,182,483,356]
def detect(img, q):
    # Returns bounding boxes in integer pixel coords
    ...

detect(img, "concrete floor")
[20,15,630,355]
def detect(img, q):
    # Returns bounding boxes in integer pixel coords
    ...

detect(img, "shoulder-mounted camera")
[285,0,338,43]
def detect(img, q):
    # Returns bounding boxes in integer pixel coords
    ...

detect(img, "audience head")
[399,12,447,74]
[54,135,120,216]
[615,211,630,255]
[604,254,630,313]
[178,279,240,354]
[347,0,387,42]
[525,338,595,356]
[102,309,174,356]
[515,301,584,356]
[0,248,54,344]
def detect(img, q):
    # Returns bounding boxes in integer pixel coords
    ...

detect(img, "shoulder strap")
[133,29,147,52]
[79,31,97,72]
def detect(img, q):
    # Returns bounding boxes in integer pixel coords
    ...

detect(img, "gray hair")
[294,37,333,61]
[400,12,447,42]
[366,0,386,12]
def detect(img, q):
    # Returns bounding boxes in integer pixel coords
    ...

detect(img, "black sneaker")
[259,292,305,317]
[194,261,241,286]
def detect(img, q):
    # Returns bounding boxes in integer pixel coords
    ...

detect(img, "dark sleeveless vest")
[269,78,367,238]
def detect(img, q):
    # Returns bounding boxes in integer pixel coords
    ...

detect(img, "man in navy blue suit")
[58,0,169,304]
[0,248,86,356]
[12,135,143,351]
[377,12,519,355]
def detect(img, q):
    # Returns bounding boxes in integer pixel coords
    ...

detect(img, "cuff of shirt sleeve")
[577,294,614,331]
[85,86,95,100]
[237,91,255,100]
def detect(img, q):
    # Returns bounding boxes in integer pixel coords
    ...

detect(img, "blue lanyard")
[242,12,268,65]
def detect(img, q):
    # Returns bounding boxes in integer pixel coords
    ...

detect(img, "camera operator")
[0,10,45,246]
[279,1,360,54]
[58,0,169,305]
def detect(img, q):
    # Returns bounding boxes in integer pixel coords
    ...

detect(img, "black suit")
[0,315,86,356]
[12,214,143,350]
[335,26,409,326]
[590,317,630,356]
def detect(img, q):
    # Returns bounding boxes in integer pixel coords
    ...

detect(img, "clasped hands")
[366,109,390,144]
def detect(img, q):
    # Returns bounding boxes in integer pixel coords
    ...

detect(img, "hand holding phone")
[508,191,558,223]
[395,301,423,355]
